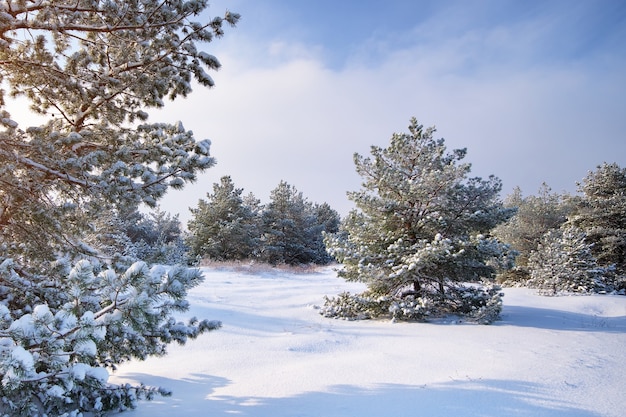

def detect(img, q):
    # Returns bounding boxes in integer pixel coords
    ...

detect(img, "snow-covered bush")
[319,292,387,320]
[447,283,504,324]
[321,284,503,324]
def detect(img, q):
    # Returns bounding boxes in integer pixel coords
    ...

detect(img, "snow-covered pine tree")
[0,1,238,415]
[260,181,321,265]
[84,205,188,268]
[311,202,341,264]
[127,207,189,266]
[495,184,571,267]
[323,118,515,323]
[186,176,261,261]
[493,183,572,285]
[257,181,340,265]
[567,163,626,290]
[527,227,609,295]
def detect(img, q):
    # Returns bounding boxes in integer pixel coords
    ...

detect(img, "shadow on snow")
[498,305,626,333]
[116,374,602,417]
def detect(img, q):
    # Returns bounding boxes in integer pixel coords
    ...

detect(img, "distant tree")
[87,204,188,266]
[526,227,609,295]
[241,191,264,260]
[316,203,341,231]
[260,181,316,265]
[495,184,571,267]
[493,184,572,284]
[186,176,260,261]
[312,202,341,264]
[131,207,188,265]
[567,163,626,289]
[259,181,339,265]
[186,179,339,266]
[0,1,238,415]
[323,118,515,323]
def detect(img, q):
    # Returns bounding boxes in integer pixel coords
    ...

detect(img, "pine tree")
[527,227,609,295]
[186,176,260,261]
[259,181,339,265]
[568,163,626,289]
[260,181,317,265]
[312,202,341,264]
[0,2,238,415]
[86,205,188,267]
[495,184,571,267]
[493,183,572,285]
[323,118,515,323]
[131,207,189,265]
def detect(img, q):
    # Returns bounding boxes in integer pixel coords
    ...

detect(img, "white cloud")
[6,1,624,224]
[156,17,626,225]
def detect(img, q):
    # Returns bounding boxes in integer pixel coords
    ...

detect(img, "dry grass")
[197,259,336,275]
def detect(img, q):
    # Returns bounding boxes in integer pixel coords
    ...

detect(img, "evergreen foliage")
[324,118,514,323]
[526,227,610,295]
[186,178,340,265]
[493,183,572,284]
[494,164,625,296]
[495,184,571,267]
[123,207,189,266]
[259,181,339,265]
[186,176,260,261]
[0,1,238,415]
[85,205,188,267]
[567,163,626,290]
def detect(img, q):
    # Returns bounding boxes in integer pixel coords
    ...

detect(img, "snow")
[110,265,626,417]
[10,346,34,371]
[32,304,52,319]
[87,366,109,384]
[46,385,66,398]
[8,314,35,338]
[71,363,89,381]
[75,339,97,357]
[70,363,108,383]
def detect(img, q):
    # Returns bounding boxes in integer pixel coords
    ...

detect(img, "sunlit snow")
[110,264,626,417]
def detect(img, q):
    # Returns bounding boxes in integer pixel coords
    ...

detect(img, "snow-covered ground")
[110,264,626,417]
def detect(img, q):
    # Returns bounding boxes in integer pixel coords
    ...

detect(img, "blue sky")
[8,1,623,220]
[227,0,625,69]
[155,1,625,220]
[144,0,626,221]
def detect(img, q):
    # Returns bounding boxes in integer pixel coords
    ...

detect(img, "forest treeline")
[493,163,626,295]
[126,159,626,302]
[121,123,626,329]
[108,177,340,267]
[186,177,340,265]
